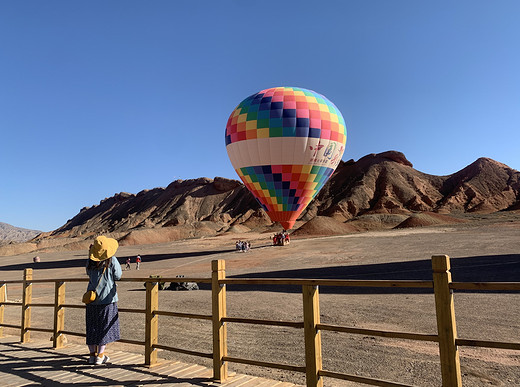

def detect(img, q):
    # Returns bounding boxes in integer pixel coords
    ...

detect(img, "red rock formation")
[20,151,519,249]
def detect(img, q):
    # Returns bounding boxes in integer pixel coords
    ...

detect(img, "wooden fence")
[1,255,519,387]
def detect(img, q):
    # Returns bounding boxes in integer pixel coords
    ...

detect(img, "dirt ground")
[1,213,519,386]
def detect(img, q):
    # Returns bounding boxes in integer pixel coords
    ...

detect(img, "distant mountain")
[303,151,520,220]
[46,177,262,241]
[293,151,520,234]
[8,151,520,252]
[0,222,41,244]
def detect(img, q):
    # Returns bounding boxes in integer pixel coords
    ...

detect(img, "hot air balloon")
[225,87,346,230]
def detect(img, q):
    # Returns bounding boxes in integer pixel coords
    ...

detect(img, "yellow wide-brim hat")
[89,236,119,261]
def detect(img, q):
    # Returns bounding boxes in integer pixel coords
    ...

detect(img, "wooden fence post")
[302,285,323,387]
[145,280,159,366]
[212,259,228,382]
[53,281,66,349]
[432,255,462,387]
[0,283,5,338]
[21,268,33,343]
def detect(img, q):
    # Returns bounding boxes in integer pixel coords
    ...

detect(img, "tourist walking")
[136,255,141,270]
[85,236,122,365]
[125,257,131,270]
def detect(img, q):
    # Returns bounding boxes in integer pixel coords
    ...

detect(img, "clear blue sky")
[1,1,519,232]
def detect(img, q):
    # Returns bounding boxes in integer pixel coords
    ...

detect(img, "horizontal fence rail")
[221,278,434,288]
[317,323,440,343]
[223,316,304,328]
[0,255,519,387]
[450,282,520,291]
[222,355,307,373]
[455,338,520,351]
[155,310,212,320]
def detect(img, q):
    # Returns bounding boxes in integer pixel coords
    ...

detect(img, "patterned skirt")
[86,302,121,346]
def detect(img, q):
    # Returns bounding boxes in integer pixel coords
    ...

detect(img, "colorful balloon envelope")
[225,87,347,230]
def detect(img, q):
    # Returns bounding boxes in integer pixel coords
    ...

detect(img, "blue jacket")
[86,256,122,305]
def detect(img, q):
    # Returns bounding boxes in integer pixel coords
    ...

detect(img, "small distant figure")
[136,255,141,270]
[33,256,40,263]
[125,257,131,270]
[235,240,250,252]
[273,231,290,246]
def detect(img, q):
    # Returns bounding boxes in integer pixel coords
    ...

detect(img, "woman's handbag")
[82,290,97,304]
[82,266,107,305]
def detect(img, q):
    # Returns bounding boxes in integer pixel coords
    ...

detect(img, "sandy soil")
[1,214,519,386]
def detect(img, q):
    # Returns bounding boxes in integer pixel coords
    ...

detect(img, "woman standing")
[85,236,122,365]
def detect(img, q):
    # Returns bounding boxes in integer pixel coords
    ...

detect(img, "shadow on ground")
[0,248,235,272]
[2,250,518,295]
[0,340,212,386]
[195,254,520,294]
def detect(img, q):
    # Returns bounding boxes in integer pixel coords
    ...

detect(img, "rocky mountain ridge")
[305,151,519,219]
[0,222,41,244]
[2,151,519,255]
